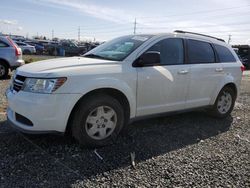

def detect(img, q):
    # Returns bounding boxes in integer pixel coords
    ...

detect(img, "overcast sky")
[0,0,250,44]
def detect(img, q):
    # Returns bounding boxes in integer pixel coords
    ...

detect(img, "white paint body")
[6,33,243,133]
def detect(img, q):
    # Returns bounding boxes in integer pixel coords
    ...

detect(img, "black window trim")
[185,39,217,64]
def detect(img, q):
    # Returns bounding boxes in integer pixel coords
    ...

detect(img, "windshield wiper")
[83,53,116,61]
[83,53,106,59]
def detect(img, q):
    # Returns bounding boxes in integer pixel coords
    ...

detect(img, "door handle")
[215,67,223,72]
[178,70,189,74]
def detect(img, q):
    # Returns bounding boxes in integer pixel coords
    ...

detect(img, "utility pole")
[228,34,232,44]
[133,18,137,35]
[52,29,54,40]
[78,26,81,41]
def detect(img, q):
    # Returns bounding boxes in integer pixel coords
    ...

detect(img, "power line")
[81,26,132,31]
[137,11,250,25]
[79,23,134,30]
[137,22,250,30]
[59,9,250,32]
[137,4,250,19]
[45,5,250,33]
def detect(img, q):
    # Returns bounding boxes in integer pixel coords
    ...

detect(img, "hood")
[17,57,119,76]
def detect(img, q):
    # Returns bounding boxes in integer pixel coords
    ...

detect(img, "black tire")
[209,87,236,118]
[0,62,9,79]
[71,94,125,147]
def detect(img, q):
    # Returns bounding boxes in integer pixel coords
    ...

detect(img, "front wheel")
[209,87,236,118]
[71,94,125,147]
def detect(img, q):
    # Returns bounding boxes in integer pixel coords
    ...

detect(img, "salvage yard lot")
[0,72,249,187]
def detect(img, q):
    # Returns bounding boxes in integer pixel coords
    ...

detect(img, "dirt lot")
[0,72,249,187]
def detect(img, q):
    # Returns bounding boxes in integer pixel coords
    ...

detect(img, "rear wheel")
[209,87,236,118]
[71,94,125,147]
[0,62,9,79]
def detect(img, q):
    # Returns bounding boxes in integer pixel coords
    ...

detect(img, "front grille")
[12,74,26,93]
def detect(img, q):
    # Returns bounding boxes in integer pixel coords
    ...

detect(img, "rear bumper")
[10,59,25,70]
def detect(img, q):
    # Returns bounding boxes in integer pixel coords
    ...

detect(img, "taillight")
[6,37,21,56]
[241,65,246,72]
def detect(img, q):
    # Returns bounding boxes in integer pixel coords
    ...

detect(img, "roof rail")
[174,30,225,42]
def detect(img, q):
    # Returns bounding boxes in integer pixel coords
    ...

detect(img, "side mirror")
[133,51,160,67]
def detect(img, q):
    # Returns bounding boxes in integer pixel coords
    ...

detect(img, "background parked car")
[47,40,87,56]
[25,41,45,54]
[14,41,36,55]
[0,36,24,78]
[233,45,250,70]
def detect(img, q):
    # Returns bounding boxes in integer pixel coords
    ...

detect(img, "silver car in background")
[0,36,24,78]
[14,41,36,55]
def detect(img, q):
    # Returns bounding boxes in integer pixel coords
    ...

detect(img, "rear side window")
[146,38,184,65]
[187,40,215,63]
[0,41,8,47]
[214,44,236,62]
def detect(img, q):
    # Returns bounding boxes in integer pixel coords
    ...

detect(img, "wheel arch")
[223,82,237,97]
[211,82,238,105]
[65,88,131,134]
[0,58,10,68]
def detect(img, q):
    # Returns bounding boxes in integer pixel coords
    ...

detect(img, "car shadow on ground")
[1,75,11,80]
[0,111,233,186]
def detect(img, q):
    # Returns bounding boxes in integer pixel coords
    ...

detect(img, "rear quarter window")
[214,44,236,62]
[187,39,215,64]
[0,41,9,47]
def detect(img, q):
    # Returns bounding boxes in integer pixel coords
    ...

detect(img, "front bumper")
[6,88,81,133]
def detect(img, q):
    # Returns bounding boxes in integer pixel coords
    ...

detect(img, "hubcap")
[217,91,232,114]
[85,106,117,140]
[0,65,6,77]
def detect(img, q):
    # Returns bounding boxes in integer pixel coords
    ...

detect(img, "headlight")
[22,77,67,94]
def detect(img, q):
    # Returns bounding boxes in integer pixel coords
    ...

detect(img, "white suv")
[6,31,244,147]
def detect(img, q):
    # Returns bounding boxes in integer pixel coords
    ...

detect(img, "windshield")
[83,35,153,61]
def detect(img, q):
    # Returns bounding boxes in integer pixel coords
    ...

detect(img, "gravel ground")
[0,72,249,187]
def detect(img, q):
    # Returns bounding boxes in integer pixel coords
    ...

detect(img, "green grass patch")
[23,55,57,64]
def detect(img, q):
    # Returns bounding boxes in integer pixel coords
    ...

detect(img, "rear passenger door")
[186,39,224,108]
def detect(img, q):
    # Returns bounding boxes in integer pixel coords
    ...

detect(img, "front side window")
[84,35,153,61]
[214,44,236,62]
[187,39,215,63]
[146,38,184,65]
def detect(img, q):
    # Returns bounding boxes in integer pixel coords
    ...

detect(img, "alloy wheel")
[85,106,117,140]
[217,91,232,114]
